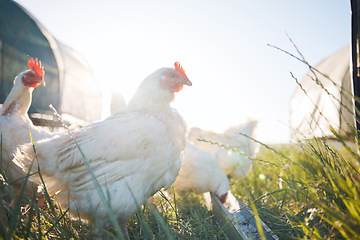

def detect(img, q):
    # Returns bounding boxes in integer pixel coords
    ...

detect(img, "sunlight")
[12,0,348,144]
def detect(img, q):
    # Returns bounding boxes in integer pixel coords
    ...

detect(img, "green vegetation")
[1,131,360,239]
[0,172,228,239]
[231,138,360,239]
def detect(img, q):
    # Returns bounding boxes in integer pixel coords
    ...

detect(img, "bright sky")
[14,0,350,143]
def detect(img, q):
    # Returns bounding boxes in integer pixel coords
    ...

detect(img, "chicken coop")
[290,45,355,140]
[0,0,102,124]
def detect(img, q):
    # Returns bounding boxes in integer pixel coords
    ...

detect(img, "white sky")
[14,0,350,143]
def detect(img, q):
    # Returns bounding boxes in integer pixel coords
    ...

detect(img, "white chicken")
[0,58,49,195]
[13,62,192,237]
[172,141,229,203]
[188,120,258,179]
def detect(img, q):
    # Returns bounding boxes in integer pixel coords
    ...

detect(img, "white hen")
[188,120,258,179]
[0,58,49,195]
[13,62,191,237]
[172,141,229,203]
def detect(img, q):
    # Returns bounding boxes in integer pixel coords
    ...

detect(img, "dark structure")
[0,0,102,123]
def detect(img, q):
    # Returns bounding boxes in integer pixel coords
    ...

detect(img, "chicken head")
[159,62,192,93]
[21,58,45,88]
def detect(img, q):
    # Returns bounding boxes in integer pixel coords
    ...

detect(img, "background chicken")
[13,62,191,237]
[0,58,49,195]
[172,142,229,203]
[188,120,258,179]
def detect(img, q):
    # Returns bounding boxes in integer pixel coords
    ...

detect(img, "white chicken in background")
[13,62,192,237]
[188,120,258,179]
[172,142,229,203]
[0,58,49,195]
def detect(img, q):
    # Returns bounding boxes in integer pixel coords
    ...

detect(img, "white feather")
[188,120,258,179]
[172,142,229,197]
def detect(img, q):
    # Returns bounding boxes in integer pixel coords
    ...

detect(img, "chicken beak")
[182,77,192,86]
[40,78,46,87]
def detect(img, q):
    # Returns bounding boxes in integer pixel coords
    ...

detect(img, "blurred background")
[0,0,351,143]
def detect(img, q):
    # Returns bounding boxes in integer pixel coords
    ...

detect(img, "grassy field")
[1,134,359,239]
[231,138,360,239]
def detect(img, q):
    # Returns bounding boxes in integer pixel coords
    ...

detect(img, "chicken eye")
[169,73,176,79]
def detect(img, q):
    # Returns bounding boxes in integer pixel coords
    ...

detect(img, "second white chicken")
[172,142,229,203]
[188,120,258,179]
[0,58,49,196]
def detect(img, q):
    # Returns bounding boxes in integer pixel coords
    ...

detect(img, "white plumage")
[0,58,49,195]
[172,141,229,203]
[188,120,258,179]
[13,62,191,236]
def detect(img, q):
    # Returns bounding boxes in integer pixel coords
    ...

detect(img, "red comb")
[174,62,187,77]
[27,57,44,77]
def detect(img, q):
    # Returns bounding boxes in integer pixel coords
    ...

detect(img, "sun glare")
[11,0,350,144]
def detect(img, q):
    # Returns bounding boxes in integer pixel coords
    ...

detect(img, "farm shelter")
[0,0,102,123]
[290,45,355,140]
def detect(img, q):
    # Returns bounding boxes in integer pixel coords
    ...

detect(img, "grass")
[1,130,360,239]
[230,38,360,239]
[234,137,360,239]
[1,40,360,239]
[0,174,228,239]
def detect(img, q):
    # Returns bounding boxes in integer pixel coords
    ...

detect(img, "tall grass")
[230,40,360,239]
[0,171,228,239]
[231,139,359,239]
